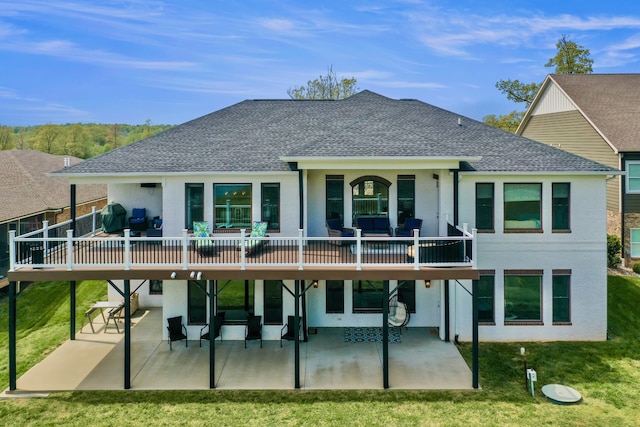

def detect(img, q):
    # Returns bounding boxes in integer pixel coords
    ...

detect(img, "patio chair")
[167,315,188,350]
[245,314,263,348]
[388,294,410,333]
[326,219,355,245]
[192,221,216,255]
[237,221,268,255]
[129,208,148,232]
[280,315,300,347]
[395,217,423,238]
[200,312,225,347]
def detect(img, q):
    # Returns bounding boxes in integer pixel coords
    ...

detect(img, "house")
[517,74,640,264]
[0,150,107,282]
[6,91,617,390]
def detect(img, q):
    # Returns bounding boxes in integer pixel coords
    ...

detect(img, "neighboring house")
[517,74,640,264]
[0,150,107,280]
[7,91,618,390]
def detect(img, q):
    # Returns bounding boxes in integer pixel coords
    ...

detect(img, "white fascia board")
[51,170,293,184]
[279,156,482,170]
[460,170,623,177]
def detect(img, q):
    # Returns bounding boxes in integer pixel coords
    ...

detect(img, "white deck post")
[124,228,131,270]
[182,229,189,270]
[471,228,477,268]
[8,230,16,272]
[43,220,49,255]
[91,206,97,236]
[414,230,420,270]
[298,229,304,270]
[66,229,74,271]
[240,229,247,270]
[356,228,362,270]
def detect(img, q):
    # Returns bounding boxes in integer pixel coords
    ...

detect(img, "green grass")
[1,276,640,426]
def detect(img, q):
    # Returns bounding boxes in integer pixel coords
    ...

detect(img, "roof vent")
[457,118,462,126]
[63,156,71,168]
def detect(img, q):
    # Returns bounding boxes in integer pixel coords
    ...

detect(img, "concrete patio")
[10,308,475,392]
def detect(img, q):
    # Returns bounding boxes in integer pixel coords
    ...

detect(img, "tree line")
[0,122,173,159]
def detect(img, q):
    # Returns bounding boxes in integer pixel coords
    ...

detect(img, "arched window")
[350,176,391,222]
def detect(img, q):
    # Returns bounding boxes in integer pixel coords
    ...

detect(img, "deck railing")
[10,225,476,272]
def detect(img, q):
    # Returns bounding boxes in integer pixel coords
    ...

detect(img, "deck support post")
[9,281,17,391]
[70,281,76,340]
[124,279,131,389]
[444,280,450,342]
[383,280,389,389]
[294,280,301,389]
[209,279,216,389]
[472,279,479,389]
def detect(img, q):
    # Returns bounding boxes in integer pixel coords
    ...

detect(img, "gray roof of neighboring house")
[546,74,640,153]
[0,150,107,223]
[55,90,615,176]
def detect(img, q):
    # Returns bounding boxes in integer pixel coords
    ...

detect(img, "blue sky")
[1,0,640,126]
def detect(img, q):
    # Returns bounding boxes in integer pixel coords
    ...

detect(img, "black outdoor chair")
[245,315,263,348]
[280,315,300,347]
[167,315,188,350]
[200,312,225,347]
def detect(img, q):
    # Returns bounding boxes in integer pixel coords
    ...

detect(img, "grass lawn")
[1,276,639,426]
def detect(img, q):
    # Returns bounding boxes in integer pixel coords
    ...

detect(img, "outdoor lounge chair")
[200,312,225,347]
[192,221,216,255]
[280,315,300,347]
[245,314,263,348]
[167,315,188,350]
[326,219,355,245]
[128,208,147,232]
[237,221,268,255]
[395,217,423,237]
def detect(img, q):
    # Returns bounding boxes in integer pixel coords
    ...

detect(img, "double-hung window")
[475,183,494,231]
[185,183,204,230]
[552,271,571,324]
[626,162,640,193]
[552,183,570,232]
[397,175,415,228]
[475,273,495,323]
[261,183,280,232]
[188,280,207,325]
[326,280,344,314]
[326,176,344,222]
[264,280,283,325]
[214,184,252,229]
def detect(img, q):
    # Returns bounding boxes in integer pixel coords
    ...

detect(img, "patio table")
[83,301,123,333]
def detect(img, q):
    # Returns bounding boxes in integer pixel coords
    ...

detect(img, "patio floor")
[10,308,475,392]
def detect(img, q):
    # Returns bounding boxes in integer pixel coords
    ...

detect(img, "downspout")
[70,184,77,340]
[209,280,216,389]
[621,153,626,265]
[124,279,131,389]
[9,281,17,391]
[443,280,450,342]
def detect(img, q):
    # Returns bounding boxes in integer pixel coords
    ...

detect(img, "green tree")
[33,124,62,154]
[0,126,15,150]
[486,35,593,132]
[288,65,359,100]
[64,124,92,158]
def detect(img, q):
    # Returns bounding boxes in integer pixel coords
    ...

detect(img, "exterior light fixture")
[196,271,202,280]
[425,280,431,288]
[170,272,177,279]
[190,271,196,279]
[312,280,319,288]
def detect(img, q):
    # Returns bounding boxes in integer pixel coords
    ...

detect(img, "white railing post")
[471,228,478,268]
[182,229,189,270]
[462,223,468,235]
[356,228,362,270]
[124,229,131,270]
[414,229,420,270]
[298,229,304,270]
[91,206,97,236]
[9,230,16,272]
[43,220,49,255]
[66,229,74,271]
[240,229,247,270]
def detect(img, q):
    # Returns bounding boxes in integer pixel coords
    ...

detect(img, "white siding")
[531,83,577,115]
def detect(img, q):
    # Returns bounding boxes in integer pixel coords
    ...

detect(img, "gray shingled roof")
[56,90,615,176]
[0,150,107,222]
[548,74,640,153]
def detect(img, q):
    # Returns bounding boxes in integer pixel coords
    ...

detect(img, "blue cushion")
[357,217,374,230]
[405,217,421,230]
[131,208,146,218]
[373,217,390,230]
[326,219,342,230]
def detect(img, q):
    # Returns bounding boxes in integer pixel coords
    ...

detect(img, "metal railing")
[10,225,476,272]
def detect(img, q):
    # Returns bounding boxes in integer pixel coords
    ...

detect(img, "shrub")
[608,234,622,268]
[633,263,640,274]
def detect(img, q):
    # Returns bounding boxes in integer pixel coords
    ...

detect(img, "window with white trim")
[631,229,640,257]
[627,162,640,193]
